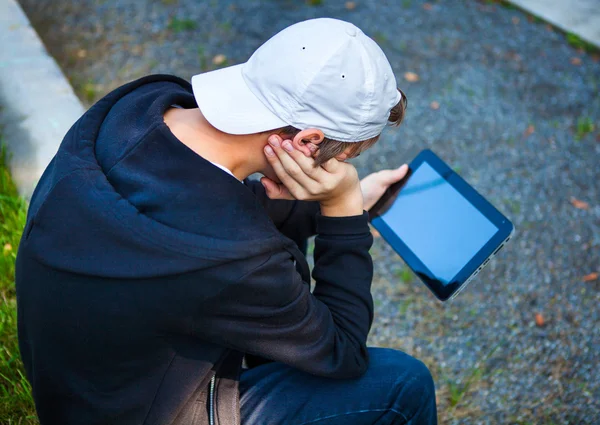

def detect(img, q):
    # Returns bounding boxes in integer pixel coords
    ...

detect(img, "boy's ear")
[292,128,324,157]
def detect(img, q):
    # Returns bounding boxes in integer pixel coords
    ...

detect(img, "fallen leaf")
[370,228,381,238]
[524,125,535,137]
[512,17,519,25]
[77,49,87,58]
[545,24,553,32]
[404,72,419,82]
[570,57,582,66]
[212,54,227,65]
[570,197,589,210]
[505,51,521,61]
[535,312,545,327]
[423,3,432,10]
[582,272,598,282]
[345,1,356,10]
[430,101,440,110]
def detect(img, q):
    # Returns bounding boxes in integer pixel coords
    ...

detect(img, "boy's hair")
[274,88,407,167]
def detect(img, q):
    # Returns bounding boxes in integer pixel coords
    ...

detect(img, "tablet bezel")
[370,149,514,301]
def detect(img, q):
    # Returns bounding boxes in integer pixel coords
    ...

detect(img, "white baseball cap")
[191,18,401,142]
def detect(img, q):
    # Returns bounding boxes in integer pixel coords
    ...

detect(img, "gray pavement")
[0,0,84,197]
[17,0,600,423]
[509,0,600,47]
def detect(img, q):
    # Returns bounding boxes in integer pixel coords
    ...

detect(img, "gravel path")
[19,0,600,423]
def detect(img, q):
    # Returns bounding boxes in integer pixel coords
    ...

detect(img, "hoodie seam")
[141,353,177,425]
[84,171,284,259]
[25,167,90,240]
[103,122,163,177]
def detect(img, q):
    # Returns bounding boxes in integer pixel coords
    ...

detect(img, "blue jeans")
[239,347,438,425]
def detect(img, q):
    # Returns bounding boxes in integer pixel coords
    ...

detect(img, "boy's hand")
[261,135,363,217]
[296,141,409,212]
[359,165,409,211]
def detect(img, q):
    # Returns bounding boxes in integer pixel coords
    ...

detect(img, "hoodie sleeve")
[193,211,374,379]
[243,178,320,243]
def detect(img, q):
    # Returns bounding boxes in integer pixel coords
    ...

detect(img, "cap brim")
[191,63,289,135]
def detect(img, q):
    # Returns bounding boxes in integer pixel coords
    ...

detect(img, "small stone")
[212,54,227,65]
[77,49,87,58]
[404,72,419,82]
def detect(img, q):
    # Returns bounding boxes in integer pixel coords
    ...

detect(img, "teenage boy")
[16,18,437,425]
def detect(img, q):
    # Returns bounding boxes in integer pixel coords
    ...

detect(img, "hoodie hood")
[25,75,292,278]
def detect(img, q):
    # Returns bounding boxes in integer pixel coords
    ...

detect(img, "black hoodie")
[15,75,374,425]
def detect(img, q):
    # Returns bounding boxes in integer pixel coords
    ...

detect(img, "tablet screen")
[379,162,499,284]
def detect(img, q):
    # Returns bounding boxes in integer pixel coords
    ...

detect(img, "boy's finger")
[268,136,323,184]
[380,164,409,184]
[264,144,306,195]
[260,177,295,200]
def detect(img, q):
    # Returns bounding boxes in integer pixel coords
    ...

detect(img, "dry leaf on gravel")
[535,313,545,327]
[212,54,227,65]
[582,272,598,282]
[524,125,535,137]
[404,72,419,82]
[423,3,432,10]
[430,101,440,110]
[345,1,356,10]
[570,197,590,210]
[570,57,582,66]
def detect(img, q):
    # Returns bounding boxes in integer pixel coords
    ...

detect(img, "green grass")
[0,143,36,423]
[394,266,413,283]
[82,81,97,104]
[575,117,595,140]
[167,17,197,33]
[197,46,208,71]
[566,32,597,53]
[445,339,505,410]
[373,32,387,45]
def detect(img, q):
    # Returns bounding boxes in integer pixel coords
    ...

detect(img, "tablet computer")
[369,149,514,301]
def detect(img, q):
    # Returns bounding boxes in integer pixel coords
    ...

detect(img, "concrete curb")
[0,0,84,198]
[507,0,600,48]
